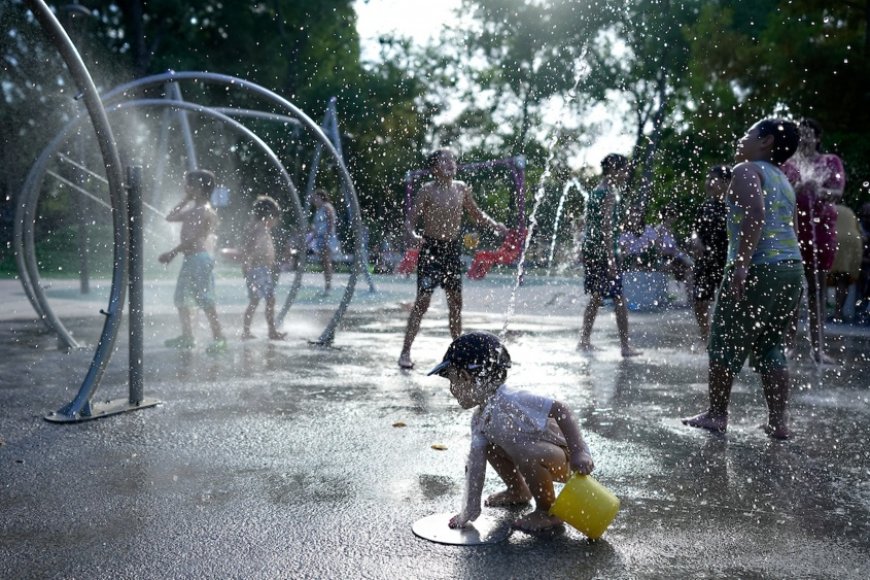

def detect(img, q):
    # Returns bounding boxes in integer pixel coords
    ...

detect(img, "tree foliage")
[2,0,869,272]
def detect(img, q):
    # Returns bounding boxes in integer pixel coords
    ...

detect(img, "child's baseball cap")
[427,331,512,378]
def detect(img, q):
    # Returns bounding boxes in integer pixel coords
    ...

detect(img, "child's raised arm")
[463,186,508,235]
[550,400,594,475]
[728,162,765,301]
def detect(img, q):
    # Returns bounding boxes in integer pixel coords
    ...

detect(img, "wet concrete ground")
[1,273,869,579]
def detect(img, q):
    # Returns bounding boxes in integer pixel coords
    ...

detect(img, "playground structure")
[16,72,376,348]
[395,156,528,279]
[15,0,368,422]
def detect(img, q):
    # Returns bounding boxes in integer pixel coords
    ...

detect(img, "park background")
[1,0,869,276]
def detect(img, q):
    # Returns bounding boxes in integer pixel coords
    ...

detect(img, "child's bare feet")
[241,332,256,341]
[621,347,642,357]
[398,353,414,369]
[681,410,728,433]
[485,489,532,507]
[760,422,792,440]
[268,330,286,341]
[577,341,598,352]
[512,510,565,534]
[690,339,707,353]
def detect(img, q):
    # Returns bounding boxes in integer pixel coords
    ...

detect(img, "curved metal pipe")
[24,0,128,417]
[100,71,363,344]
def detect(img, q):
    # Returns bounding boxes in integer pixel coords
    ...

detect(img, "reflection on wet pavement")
[1,275,868,578]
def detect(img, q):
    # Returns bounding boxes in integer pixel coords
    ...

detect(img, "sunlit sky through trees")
[353,0,633,168]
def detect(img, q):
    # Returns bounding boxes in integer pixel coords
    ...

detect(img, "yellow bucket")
[549,474,620,539]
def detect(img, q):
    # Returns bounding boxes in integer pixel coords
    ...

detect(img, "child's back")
[243,219,276,269]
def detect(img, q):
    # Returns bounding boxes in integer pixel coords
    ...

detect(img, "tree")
[1,0,434,260]
[682,0,870,205]
[417,0,618,159]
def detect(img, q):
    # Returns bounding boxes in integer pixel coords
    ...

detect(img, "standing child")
[682,118,803,439]
[158,169,227,353]
[398,149,507,369]
[691,165,731,343]
[241,196,286,340]
[310,188,339,296]
[578,153,641,356]
[429,331,595,534]
[828,203,863,322]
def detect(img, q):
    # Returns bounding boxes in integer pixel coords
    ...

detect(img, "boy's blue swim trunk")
[174,251,217,309]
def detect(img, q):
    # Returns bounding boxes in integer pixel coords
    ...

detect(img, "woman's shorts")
[797,198,837,272]
[174,252,216,309]
[709,261,802,374]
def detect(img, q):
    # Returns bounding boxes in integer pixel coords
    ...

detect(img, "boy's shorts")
[709,261,802,374]
[245,265,279,301]
[174,252,217,309]
[417,237,462,294]
[583,256,623,298]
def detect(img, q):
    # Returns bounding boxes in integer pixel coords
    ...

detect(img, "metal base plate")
[45,397,161,423]
[412,512,512,545]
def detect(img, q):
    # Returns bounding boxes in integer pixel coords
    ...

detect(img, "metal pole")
[167,82,198,171]
[325,99,376,293]
[128,166,144,404]
[74,128,90,294]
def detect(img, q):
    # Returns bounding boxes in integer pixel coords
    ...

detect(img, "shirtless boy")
[241,195,285,341]
[159,169,227,353]
[397,149,507,369]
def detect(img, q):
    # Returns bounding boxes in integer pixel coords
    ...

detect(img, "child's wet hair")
[252,195,281,220]
[427,148,455,170]
[659,204,680,220]
[601,153,629,176]
[185,169,216,195]
[755,118,800,164]
[709,164,733,181]
[430,330,511,387]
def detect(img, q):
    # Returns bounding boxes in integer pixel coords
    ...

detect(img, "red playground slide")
[395,248,419,275]
[466,229,526,280]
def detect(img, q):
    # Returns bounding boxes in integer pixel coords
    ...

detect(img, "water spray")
[500,54,589,339]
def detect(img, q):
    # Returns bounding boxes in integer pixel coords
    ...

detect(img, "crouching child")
[428,331,595,534]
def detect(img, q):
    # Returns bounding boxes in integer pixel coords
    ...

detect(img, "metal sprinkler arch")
[15,98,308,350]
[99,71,368,346]
[17,70,368,348]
